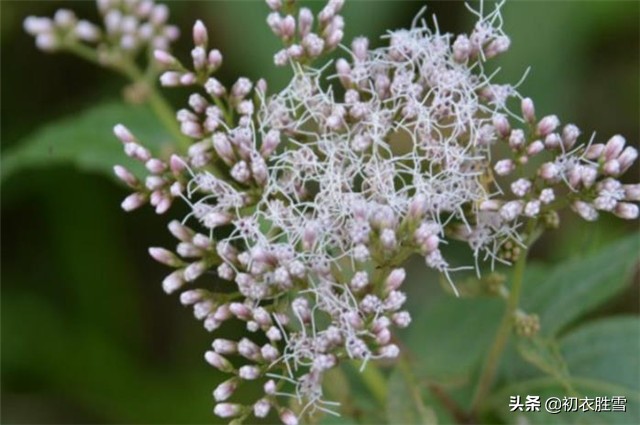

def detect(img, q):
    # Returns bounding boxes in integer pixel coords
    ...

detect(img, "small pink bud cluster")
[267,0,344,66]
[25,0,179,61]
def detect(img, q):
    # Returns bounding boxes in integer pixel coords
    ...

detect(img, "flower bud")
[121,192,146,211]
[193,20,208,46]
[385,268,406,292]
[254,399,271,418]
[213,403,241,418]
[562,124,580,150]
[584,143,605,160]
[537,115,560,137]
[213,378,238,402]
[238,365,261,380]
[149,247,182,267]
[623,184,640,201]
[521,97,536,123]
[492,114,510,138]
[280,409,299,425]
[617,146,638,172]
[527,140,545,156]
[113,165,138,187]
[161,269,185,294]
[604,135,626,160]
[494,159,515,176]
[614,202,639,220]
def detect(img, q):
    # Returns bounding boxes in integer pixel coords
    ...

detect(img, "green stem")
[398,354,433,422]
[66,43,189,152]
[115,60,190,151]
[351,360,387,406]
[470,220,537,414]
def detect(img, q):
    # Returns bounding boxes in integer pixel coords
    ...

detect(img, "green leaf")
[489,317,640,424]
[515,335,573,393]
[386,368,438,425]
[406,296,503,384]
[2,102,172,183]
[521,234,640,337]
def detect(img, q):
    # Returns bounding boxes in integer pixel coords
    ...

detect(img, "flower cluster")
[266,0,345,65]
[24,0,179,58]
[25,1,640,423]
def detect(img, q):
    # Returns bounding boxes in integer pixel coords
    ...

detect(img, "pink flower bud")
[494,159,515,176]
[614,202,639,220]
[603,159,621,176]
[298,8,313,38]
[452,34,471,62]
[408,193,427,219]
[279,15,296,39]
[213,378,238,402]
[160,71,181,87]
[572,200,598,221]
[149,247,181,267]
[527,140,545,156]
[168,220,194,241]
[254,399,271,418]
[180,289,207,305]
[208,49,223,70]
[380,344,400,358]
[385,268,406,291]
[562,124,580,149]
[604,135,626,161]
[581,166,597,188]
[169,155,186,175]
[184,260,207,281]
[192,20,208,46]
[280,409,299,425]
[179,72,196,86]
[584,143,605,160]
[213,403,241,418]
[161,269,184,294]
[205,351,234,372]
[485,35,510,58]
[229,302,252,320]
[617,146,638,172]
[352,37,369,62]
[121,192,146,211]
[75,20,100,42]
[492,114,510,138]
[336,58,351,87]
[544,133,561,150]
[153,49,177,67]
[113,165,138,187]
[260,344,279,362]
[537,115,560,137]
[238,365,261,380]
[509,129,525,150]
[145,158,167,174]
[521,97,536,123]
[24,16,53,35]
[145,175,165,191]
[624,184,640,201]
[205,77,226,97]
[113,124,135,144]
[539,162,559,181]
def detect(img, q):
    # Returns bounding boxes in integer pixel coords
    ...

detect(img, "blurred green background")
[1,1,638,424]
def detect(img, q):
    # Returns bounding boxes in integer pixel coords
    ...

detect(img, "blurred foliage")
[1,1,638,424]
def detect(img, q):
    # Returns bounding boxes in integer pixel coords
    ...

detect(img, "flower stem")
[66,43,189,151]
[470,220,537,414]
[351,360,387,406]
[398,354,434,422]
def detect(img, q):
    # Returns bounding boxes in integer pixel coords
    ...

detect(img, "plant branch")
[470,219,538,414]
